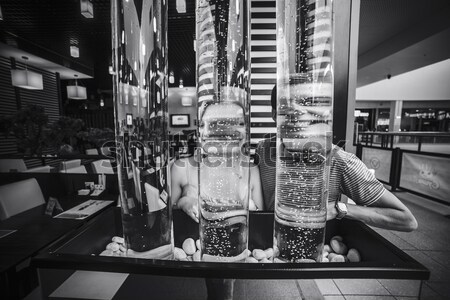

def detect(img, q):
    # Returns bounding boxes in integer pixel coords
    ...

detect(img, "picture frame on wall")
[170,114,190,127]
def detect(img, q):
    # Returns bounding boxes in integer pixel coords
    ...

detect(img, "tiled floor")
[314,192,450,300]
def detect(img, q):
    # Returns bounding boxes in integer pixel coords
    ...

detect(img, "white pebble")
[347,248,361,262]
[260,257,271,263]
[100,249,114,256]
[322,251,329,258]
[112,236,124,244]
[330,239,348,255]
[264,248,274,258]
[196,239,201,250]
[296,258,316,263]
[106,242,119,252]
[321,257,329,262]
[119,245,126,252]
[331,235,343,242]
[252,249,266,260]
[331,254,345,262]
[174,247,187,260]
[328,253,338,261]
[273,258,285,263]
[245,256,258,263]
[182,238,196,255]
[323,244,332,253]
[193,250,201,262]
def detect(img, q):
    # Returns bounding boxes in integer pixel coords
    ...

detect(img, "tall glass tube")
[196,0,251,262]
[274,0,334,262]
[111,0,172,259]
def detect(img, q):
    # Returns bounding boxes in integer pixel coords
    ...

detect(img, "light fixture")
[176,0,186,13]
[80,0,94,18]
[179,79,184,88]
[70,45,79,58]
[0,4,3,21]
[67,75,87,100]
[11,56,43,90]
[100,98,104,107]
[169,71,175,84]
[181,96,192,107]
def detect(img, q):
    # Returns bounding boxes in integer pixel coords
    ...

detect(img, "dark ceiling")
[0,0,449,91]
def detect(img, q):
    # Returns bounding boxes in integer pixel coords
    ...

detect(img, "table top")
[0,196,115,274]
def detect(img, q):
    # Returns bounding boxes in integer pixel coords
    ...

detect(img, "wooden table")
[0,196,115,299]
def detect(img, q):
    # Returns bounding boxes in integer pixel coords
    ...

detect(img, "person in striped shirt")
[255,87,417,232]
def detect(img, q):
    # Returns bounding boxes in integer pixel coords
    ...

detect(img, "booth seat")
[59,165,87,174]
[0,159,53,173]
[0,178,46,221]
[91,160,114,174]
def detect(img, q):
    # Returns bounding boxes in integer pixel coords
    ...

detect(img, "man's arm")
[328,190,418,232]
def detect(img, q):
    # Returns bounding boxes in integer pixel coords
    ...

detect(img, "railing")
[356,144,450,206]
[355,131,450,152]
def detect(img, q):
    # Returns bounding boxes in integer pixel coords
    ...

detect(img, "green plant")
[46,116,85,154]
[0,105,49,155]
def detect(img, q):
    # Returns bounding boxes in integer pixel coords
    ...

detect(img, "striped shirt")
[255,137,385,210]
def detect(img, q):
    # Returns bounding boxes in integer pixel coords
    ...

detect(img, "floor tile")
[373,229,417,251]
[244,280,301,300]
[377,279,421,297]
[343,296,395,300]
[49,271,128,300]
[420,282,446,300]
[426,282,450,299]
[333,279,390,295]
[404,250,450,282]
[315,279,341,295]
[426,250,450,269]
[323,296,345,300]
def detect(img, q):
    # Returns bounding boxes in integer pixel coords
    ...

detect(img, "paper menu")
[54,200,113,220]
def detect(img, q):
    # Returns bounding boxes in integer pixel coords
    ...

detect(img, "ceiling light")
[176,0,186,13]
[11,56,43,90]
[70,45,79,58]
[169,71,175,84]
[179,79,184,88]
[67,75,87,100]
[80,0,94,19]
[100,98,104,107]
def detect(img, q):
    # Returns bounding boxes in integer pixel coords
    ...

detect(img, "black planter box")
[32,207,429,280]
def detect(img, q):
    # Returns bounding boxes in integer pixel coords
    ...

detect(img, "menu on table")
[54,200,114,220]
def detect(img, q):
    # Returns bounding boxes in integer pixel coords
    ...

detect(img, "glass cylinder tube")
[111,0,172,259]
[196,0,251,262]
[274,0,334,262]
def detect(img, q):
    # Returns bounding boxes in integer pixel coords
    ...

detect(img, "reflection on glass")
[274,0,333,262]
[196,0,251,262]
[111,0,172,259]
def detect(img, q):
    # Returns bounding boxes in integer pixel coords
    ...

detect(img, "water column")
[274,0,334,262]
[111,0,172,259]
[196,0,251,262]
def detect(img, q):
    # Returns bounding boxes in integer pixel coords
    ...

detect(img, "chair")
[0,178,46,221]
[0,159,28,172]
[0,159,53,173]
[91,160,114,174]
[86,148,99,155]
[59,165,87,174]
[59,159,81,171]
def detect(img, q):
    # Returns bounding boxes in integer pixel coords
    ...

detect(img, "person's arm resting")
[334,152,418,232]
[329,190,418,232]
